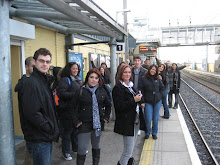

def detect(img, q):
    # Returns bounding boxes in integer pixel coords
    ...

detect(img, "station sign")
[116,42,125,53]
[139,46,157,53]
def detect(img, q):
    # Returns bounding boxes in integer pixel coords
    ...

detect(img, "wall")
[11,45,22,136]
[24,27,66,68]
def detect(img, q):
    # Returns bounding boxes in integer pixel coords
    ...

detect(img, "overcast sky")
[93,0,220,64]
[93,0,220,27]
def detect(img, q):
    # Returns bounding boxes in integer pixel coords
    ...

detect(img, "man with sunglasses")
[22,48,59,165]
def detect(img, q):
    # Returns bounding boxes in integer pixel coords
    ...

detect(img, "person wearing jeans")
[21,48,59,165]
[158,64,170,119]
[139,64,164,140]
[26,142,53,165]
[144,100,162,137]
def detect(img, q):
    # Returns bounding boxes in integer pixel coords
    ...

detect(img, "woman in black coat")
[57,62,82,161]
[74,68,111,165]
[168,63,181,109]
[112,64,146,165]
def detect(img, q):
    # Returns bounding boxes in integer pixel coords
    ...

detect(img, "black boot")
[117,161,121,165]
[77,154,86,165]
[128,157,135,165]
[92,148,100,165]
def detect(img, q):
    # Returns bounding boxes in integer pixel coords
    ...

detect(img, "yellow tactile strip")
[139,136,155,165]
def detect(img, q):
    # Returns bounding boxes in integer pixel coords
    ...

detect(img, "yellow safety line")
[139,136,155,165]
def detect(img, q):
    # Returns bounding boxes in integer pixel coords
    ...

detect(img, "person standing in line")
[90,57,111,82]
[158,64,170,119]
[132,56,147,136]
[57,62,82,160]
[14,56,35,165]
[113,64,146,165]
[74,68,111,165]
[139,64,164,140]
[142,58,150,70]
[21,48,59,165]
[168,63,181,109]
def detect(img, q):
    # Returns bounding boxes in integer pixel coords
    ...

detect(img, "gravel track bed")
[181,71,220,93]
[180,81,220,164]
[179,99,214,165]
[181,74,220,110]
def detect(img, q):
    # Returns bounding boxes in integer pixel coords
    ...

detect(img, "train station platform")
[15,106,201,165]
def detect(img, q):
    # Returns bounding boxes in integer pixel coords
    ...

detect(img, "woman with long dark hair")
[74,68,111,165]
[158,64,170,119]
[57,62,82,161]
[139,64,164,140]
[113,64,146,165]
[168,63,181,109]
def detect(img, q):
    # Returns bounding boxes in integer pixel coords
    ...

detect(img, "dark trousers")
[168,92,179,107]
[62,128,78,154]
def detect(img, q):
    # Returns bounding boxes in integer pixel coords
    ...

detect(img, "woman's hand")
[104,119,108,123]
[134,94,142,102]
[141,103,145,108]
[76,122,82,128]
[158,75,162,80]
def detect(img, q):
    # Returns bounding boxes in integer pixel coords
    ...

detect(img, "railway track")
[181,71,220,94]
[180,78,220,165]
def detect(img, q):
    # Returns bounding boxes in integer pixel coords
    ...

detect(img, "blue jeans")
[162,88,170,117]
[144,101,162,136]
[62,128,78,154]
[26,141,52,165]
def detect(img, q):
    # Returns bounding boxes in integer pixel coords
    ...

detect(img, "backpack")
[53,77,71,107]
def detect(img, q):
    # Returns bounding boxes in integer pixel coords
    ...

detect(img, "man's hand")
[90,57,93,61]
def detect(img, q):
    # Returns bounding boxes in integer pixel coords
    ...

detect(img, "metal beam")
[0,1,15,165]
[21,17,105,36]
[37,0,121,39]
[10,7,76,21]
[73,0,128,36]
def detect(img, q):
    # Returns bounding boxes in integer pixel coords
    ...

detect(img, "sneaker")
[152,135,157,140]
[63,153,72,161]
[86,150,89,154]
[137,130,141,136]
[173,106,178,109]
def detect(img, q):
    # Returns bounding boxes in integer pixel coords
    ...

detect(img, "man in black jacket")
[22,48,59,165]
[14,56,34,165]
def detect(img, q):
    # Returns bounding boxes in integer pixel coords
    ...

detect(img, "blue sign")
[68,52,83,80]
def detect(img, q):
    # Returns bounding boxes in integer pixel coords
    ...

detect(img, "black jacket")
[139,76,164,104]
[14,75,29,133]
[74,86,111,127]
[22,68,59,142]
[112,83,146,136]
[57,77,81,128]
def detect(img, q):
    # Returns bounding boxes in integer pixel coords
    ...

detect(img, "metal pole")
[123,0,129,63]
[109,37,117,120]
[0,1,15,165]
[206,45,209,71]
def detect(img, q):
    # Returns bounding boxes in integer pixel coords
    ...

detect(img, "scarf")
[86,84,101,137]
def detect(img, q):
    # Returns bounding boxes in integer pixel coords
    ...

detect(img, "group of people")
[15,48,185,165]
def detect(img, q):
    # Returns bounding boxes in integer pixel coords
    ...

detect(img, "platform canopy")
[10,0,128,41]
